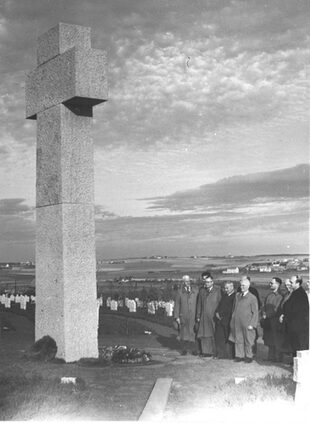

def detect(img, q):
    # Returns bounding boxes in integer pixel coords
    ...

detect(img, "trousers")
[200,336,216,355]
[234,329,255,358]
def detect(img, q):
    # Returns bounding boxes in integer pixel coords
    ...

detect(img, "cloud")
[0,1,309,259]
[0,198,34,215]
[95,164,309,252]
[145,164,310,212]
[95,0,310,150]
[94,205,309,258]
[0,191,308,260]
[1,0,310,151]
[94,204,119,220]
[0,146,8,156]
[0,199,34,251]
[105,39,310,149]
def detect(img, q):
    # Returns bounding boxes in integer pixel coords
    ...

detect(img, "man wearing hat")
[174,275,199,355]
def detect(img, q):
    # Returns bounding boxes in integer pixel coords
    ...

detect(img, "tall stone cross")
[25,23,107,362]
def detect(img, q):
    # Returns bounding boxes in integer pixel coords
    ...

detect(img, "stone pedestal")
[25,23,107,362]
[293,350,310,409]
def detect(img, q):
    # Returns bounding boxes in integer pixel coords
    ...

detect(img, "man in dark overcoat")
[195,272,222,357]
[214,281,236,359]
[174,275,199,355]
[261,277,284,362]
[281,275,309,356]
[229,278,258,363]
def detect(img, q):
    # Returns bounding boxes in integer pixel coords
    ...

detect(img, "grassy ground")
[0,373,98,420]
[164,373,296,423]
[0,310,298,421]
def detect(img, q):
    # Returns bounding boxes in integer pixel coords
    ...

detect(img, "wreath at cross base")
[99,345,152,364]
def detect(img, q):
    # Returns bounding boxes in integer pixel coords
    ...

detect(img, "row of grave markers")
[1,293,175,316]
[0,294,35,310]
[104,297,175,316]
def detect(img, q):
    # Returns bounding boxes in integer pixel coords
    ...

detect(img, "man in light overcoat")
[174,275,199,355]
[229,278,258,363]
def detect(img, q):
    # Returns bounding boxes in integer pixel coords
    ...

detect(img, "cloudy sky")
[0,0,309,260]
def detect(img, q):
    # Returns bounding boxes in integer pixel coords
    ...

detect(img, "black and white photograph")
[0,0,309,421]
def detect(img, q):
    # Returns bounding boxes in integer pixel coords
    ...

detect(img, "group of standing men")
[173,272,309,364]
[261,275,309,363]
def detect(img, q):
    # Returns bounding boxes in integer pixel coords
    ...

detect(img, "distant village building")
[149,255,166,260]
[249,265,258,271]
[271,264,286,272]
[297,266,308,271]
[286,259,303,270]
[11,265,21,271]
[0,263,10,269]
[259,265,272,272]
[108,260,126,264]
[249,262,272,272]
[222,267,239,274]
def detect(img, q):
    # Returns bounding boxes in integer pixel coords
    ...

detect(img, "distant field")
[96,255,309,284]
[1,254,308,294]
[0,271,34,293]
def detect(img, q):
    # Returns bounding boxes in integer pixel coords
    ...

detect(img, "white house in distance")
[223,267,240,274]
[258,265,272,272]
[249,262,273,272]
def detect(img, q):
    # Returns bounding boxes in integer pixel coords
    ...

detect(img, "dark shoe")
[234,357,243,362]
[201,353,213,358]
[191,351,199,356]
[180,350,187,356]
[244,357,253,363]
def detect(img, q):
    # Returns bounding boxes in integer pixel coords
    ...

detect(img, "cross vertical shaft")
[25,23,107,362]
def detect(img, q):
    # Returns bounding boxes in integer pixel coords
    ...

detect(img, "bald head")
[290,275,302,291]
[240,278,250,293]
[182,275,191,288]
[241,276,250,284]
[224,281,234,295]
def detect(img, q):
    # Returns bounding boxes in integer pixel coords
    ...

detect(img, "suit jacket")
[237,285,261,309]
[229,291,259,343]
[214,291,236,328]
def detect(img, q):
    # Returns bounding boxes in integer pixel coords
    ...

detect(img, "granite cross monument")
[25,23,107,362]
